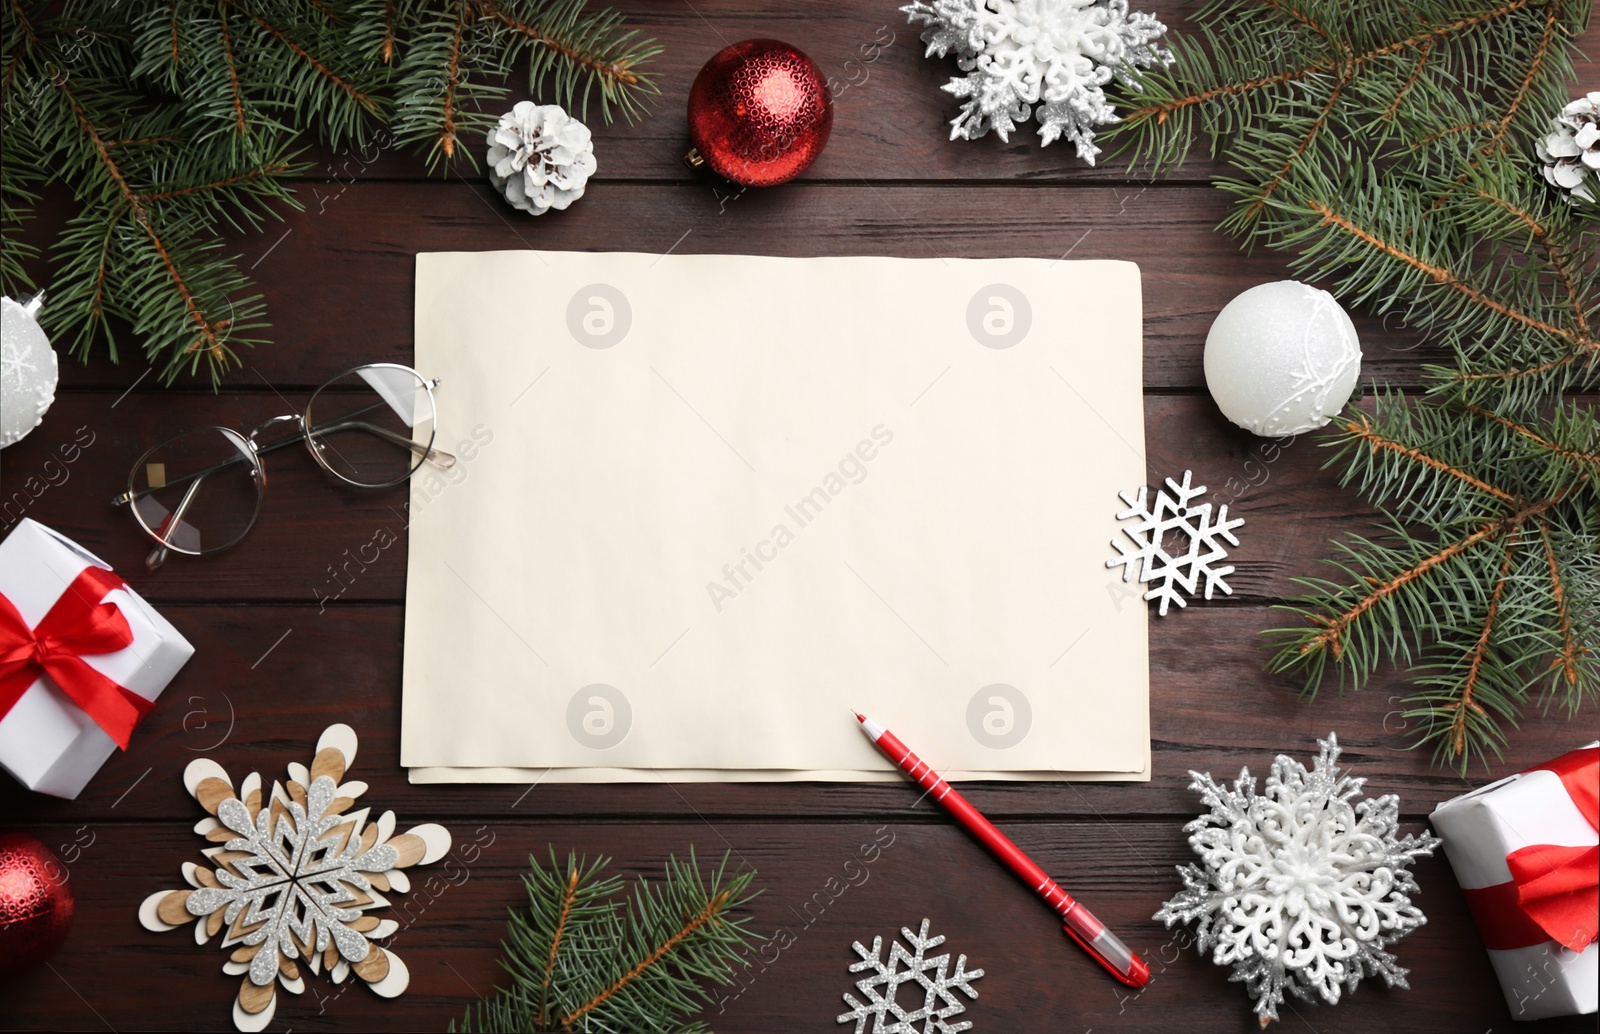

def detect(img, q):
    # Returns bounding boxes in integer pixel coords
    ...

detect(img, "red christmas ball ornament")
[0,831,74,978]
[685,39,833,187]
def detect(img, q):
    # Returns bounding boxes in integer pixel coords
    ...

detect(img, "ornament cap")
[683,146,705,171]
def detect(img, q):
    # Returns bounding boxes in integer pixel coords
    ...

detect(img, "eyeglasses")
[112,363,454,570]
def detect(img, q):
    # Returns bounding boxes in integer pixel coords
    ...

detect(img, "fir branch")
[483,0,662,124]
[1447,533,1521,757]
[1469,187,1592,336]
[436,0,465,159]
[9,0,35,45]
[1382,39,1431,119]
[165,0,180,63]
[455,849,757,1034]
[382,0,399,61]
[135,212,229,365]
[1431,0,1568,205]
[1307,199,1591,350]
[1291,509,1524,664]
[1464,402,1600,470]
[1343,411,1519,505]
[141,161,293,204]
[2,0,660,383]
[304,0,343,22]
[534,863,578,1029]
[1538,522,1585,686]
[216,5,247,137]
[558,886,735,1027]
[243,10,377,113]
[482,0,640,86]
[1119,0,1549,136]
[1240,75,1349,225]
[1411,120,1498,149]
[1449,348,1593,386]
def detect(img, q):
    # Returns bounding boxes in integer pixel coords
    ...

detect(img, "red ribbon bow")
[1462,746,1599,954]
[0,567,153,750]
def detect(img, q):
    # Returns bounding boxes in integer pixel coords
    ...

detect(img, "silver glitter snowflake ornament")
[901,0,1172,163]
[838,918,983,1034]
[1155,734,1440,1027]
[139,724,452,1031]
[1107,470,1244,616]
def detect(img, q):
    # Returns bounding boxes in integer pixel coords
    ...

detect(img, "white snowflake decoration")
[901,0,1172,163]
[1107,469,1244,616]
[139,725,452,1032]
[838,918,984,1034]
[1154,734,1440,1027]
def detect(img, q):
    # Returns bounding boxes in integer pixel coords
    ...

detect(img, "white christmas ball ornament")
[1203,280,1361,437]
[1,293,58,449]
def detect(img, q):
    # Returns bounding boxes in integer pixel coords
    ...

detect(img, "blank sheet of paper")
[402,251,1148,781]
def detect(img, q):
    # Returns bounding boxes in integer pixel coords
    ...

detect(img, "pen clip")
[1062,922,1148,988]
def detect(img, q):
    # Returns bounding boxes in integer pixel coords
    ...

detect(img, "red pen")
[856,711,1150,988]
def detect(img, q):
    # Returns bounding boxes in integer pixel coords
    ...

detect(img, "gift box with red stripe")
[1431,743,1599,1020]
[0,519,194,798]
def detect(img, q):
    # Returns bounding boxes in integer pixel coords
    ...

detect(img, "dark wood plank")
[0,819,1587,1032]
[41,182,1446,391]
[3,601,1590,824]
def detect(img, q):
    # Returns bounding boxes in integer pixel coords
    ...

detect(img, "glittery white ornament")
[487,102,596,216]
[838,918,983,1034]
[139,724,452,1032]
[1155,734,1440,1027]
[1,294,58,449]
[1204,280,1361,438]
[1536,91,1600,202]
[902,0,1172,164]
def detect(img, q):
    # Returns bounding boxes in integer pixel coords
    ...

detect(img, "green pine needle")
[0,0,659,384]
[1107,0,1599,771]
[453,848,758,1034]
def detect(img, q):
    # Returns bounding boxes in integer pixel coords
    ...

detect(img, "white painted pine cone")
[487,102,596,215]
[1536,91,1600,202]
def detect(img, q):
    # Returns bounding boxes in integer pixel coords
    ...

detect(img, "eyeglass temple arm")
[144,473,208,571]
[311,419,456,468]
[111,423,453,506]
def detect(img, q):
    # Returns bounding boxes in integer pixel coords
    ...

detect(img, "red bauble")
[686,39,833,187]
[0,831,74,978]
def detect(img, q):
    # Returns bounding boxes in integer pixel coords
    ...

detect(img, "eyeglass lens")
[304,366,437,487]
[129,427,264,555]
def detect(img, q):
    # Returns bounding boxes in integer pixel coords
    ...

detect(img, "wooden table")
[3,3,1595,1030]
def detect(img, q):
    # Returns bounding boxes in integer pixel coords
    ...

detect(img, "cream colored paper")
[408,764,1150,783]
[403,251,1148,781]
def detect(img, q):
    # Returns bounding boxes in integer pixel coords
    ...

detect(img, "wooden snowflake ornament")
[1154,734,1439,1026]
[138,724,451,1031]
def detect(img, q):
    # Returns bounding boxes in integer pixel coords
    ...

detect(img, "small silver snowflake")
[838,919,983,1034]
[1107,470,1244,616]
[1155,734,1440,1027]
[139,725,452,1031]
[901,0,1172,163]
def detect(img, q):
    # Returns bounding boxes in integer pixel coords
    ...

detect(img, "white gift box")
[0,519,194,798]
[1430,743,1600,1021]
